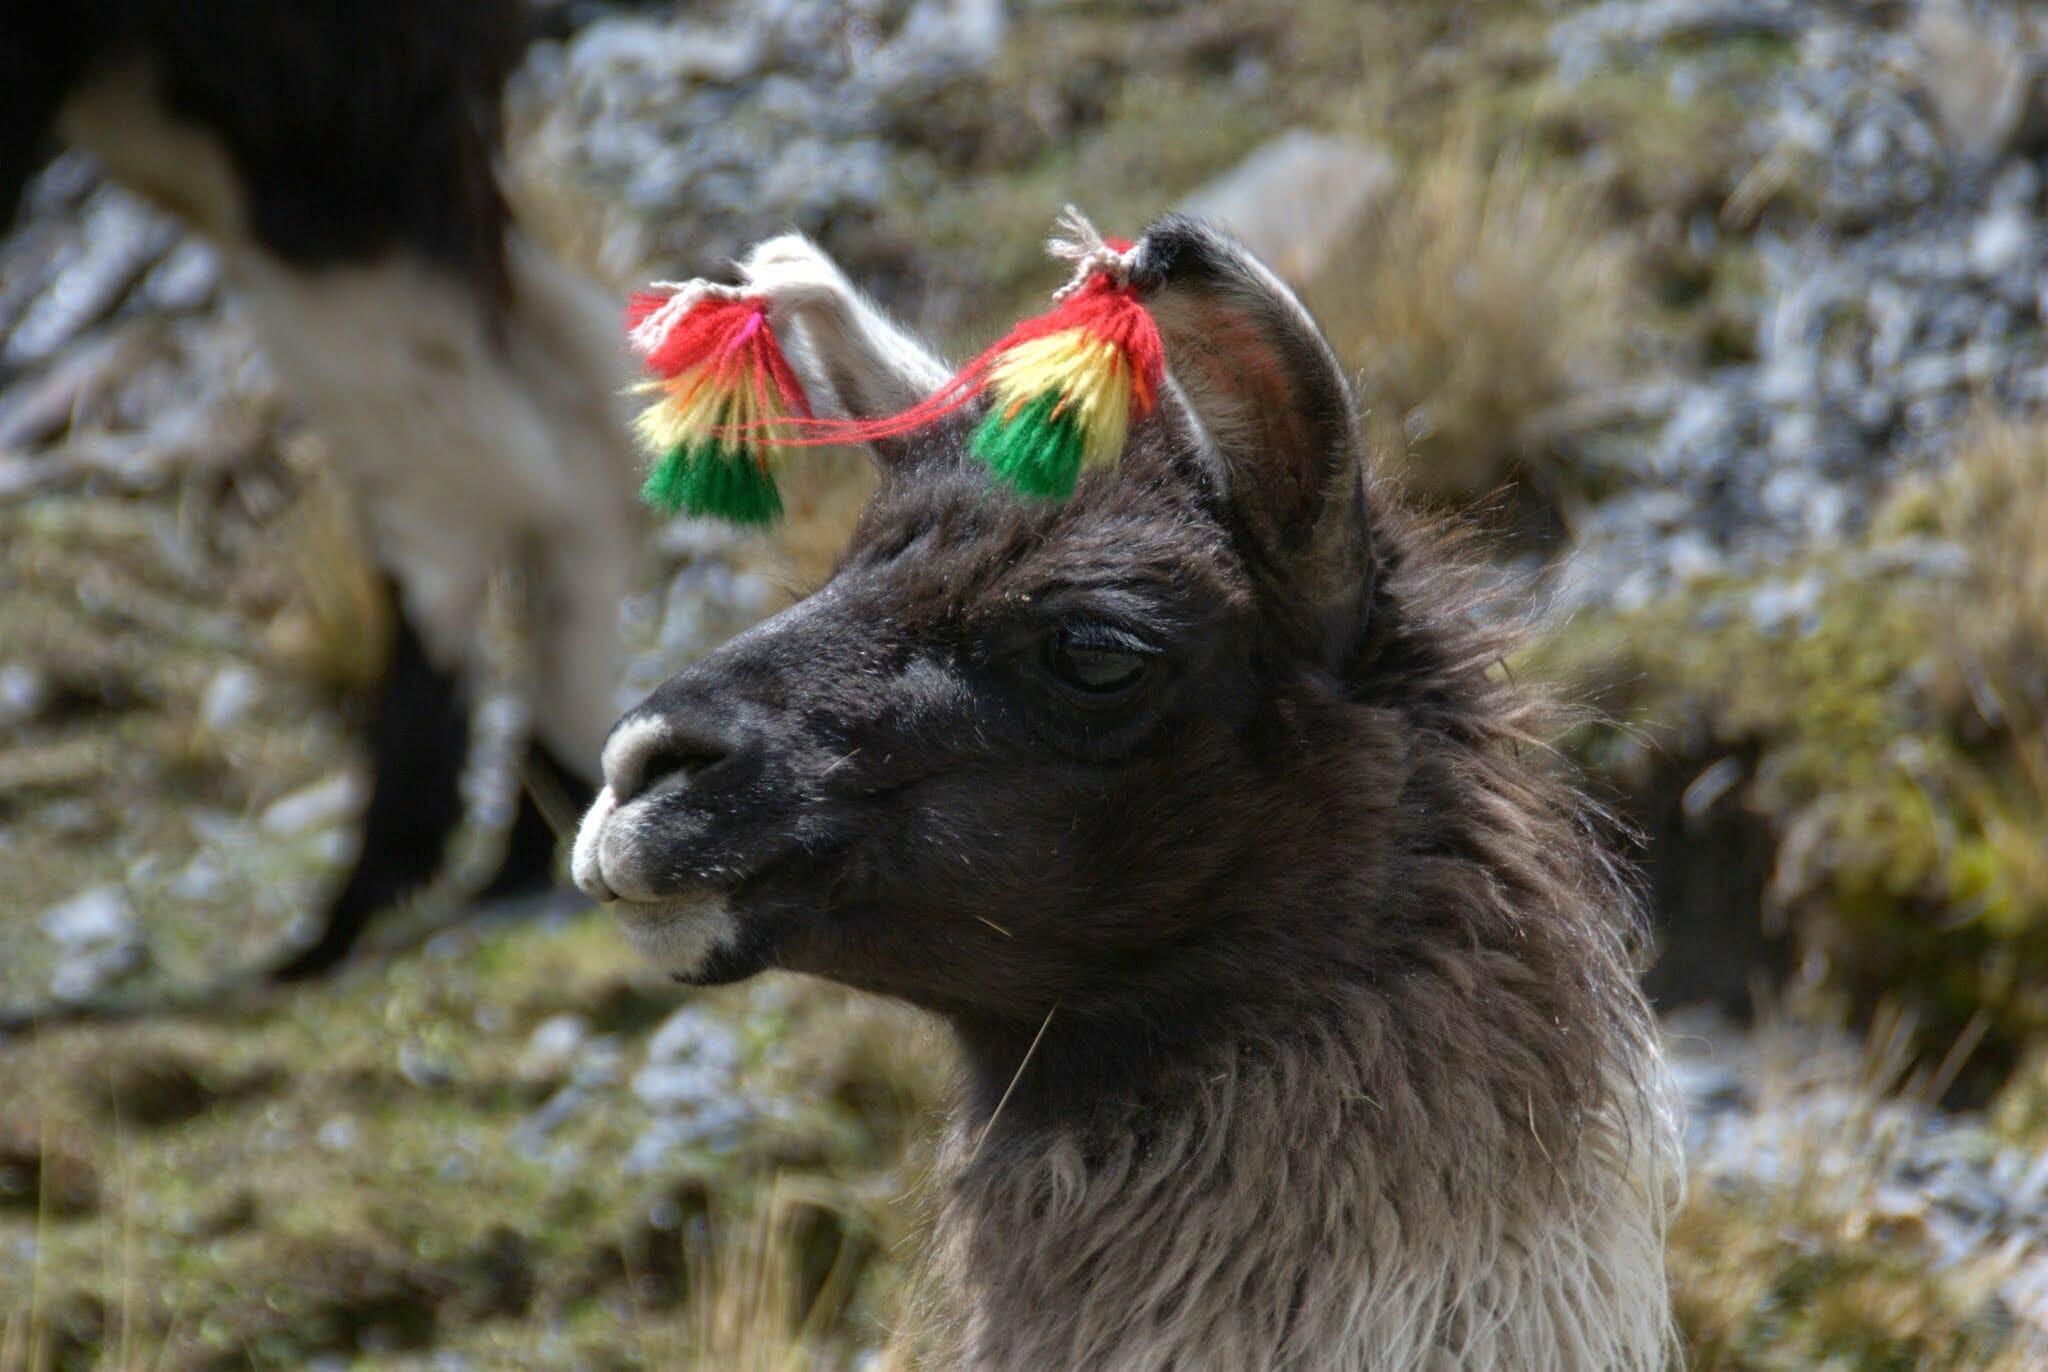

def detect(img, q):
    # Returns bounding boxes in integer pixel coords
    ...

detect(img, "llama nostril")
[601,715,738,804]
[630,738,727,798]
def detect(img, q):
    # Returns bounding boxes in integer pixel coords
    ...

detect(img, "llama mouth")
[571,784,740,903]
[570,785,757,976]
[602,887,744,975]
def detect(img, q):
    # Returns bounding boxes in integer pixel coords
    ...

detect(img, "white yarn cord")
[630,279,751,352]
[1048,205,1137,300]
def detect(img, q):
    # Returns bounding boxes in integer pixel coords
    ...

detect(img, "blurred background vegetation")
[4,0,2048,1366]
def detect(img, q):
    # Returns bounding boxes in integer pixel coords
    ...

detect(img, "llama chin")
[608,892,743,981]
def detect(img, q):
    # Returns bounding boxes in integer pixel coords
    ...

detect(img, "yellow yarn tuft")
[632,362,800,455]
[983,329,1136,473]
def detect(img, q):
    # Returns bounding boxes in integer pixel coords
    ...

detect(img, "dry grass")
[1938,415,2048,797]
[649,1180,885,1372]
[2,1081,178,1372]
[1671,1007,2042,1370]
[1907,413,2048,965]
[1306,124,1630,509]
[0,915,953,1370]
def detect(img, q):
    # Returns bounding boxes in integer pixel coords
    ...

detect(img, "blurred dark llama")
[2,0,636,979]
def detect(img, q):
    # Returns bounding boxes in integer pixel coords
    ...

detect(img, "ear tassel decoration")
[761,212,1162,501]
[625,286,814,524]
[967,229,1165,499]
[623,209,1156,523]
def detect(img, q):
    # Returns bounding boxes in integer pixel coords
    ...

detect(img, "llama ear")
[1128,216,1373,649]
[737,235,955,464]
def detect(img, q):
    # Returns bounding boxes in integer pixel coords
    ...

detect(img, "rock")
[41,800,108,840]
[1744,569,1823,636]
[623,1098,753,1174]
[259,771,367,837]
[316,1118,359,1153]
[515,0,1004,287]
[166,855,224,902]
[38,885,135,950]
[0,331,137,450]
[49,942,151,1004]
[0,663,49,729]
[1,189,177,368]
[572,1035,625,1088]
[397,1042,455,1090]
[645,1004,741,1069]
[1912,2,2048,164]
[1969,207,2032,280]
[565,16,768,87]
[520,1013,591,1080]
[1178,131,1395,284]
[513,1085,588,1158]
[1550,0,1814,83]
[862,0,1006,89]
[199,665,263,733]
[138,238,222,313]
[40,885,150,1003]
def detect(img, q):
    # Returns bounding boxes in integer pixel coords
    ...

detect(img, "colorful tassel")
[759,237,1164,502]
[622,211,1159,522]
[966,269,1163,498]
[625,287,813,524]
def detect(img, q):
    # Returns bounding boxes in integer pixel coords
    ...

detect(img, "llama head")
[574,217,1394,1036]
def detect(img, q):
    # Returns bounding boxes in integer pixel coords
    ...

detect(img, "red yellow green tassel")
[966,267,1164,498]
[622,211,1160,519]
[740,213,1161,501]
[625,287,813,524]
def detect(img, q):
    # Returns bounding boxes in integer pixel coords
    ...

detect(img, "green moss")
[1526,556,2048,1065]
[0,916,944,1368]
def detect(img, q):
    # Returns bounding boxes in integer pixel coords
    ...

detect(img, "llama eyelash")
[1050,622,1157,656]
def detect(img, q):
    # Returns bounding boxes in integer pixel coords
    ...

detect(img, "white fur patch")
[738,234,951,423]
[570,785,619,902]
[60,63,247,241]
[65,63,644,780]
[228,242,643,769]
[608,892,741,979]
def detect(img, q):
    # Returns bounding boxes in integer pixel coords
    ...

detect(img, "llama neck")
[934,942,1677,1372]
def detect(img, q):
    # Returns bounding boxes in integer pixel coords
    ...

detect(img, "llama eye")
[1045,624,1152,698]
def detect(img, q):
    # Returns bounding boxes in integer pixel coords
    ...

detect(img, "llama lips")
[569,787,761,988]
[571,787,738,977]
[569,784,624,903]
[571,784,725,903]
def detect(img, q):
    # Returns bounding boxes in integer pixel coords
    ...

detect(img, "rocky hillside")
[4,0,2048,1367]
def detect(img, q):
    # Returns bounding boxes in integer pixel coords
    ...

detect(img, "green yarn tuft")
[641,441,783,524]
[973,392,1086,500]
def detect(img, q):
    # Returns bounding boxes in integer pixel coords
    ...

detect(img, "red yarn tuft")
[628,294,813,428]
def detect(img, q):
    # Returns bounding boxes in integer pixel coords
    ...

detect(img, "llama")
[2,0,637,976]
[576,216,1683,1370]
